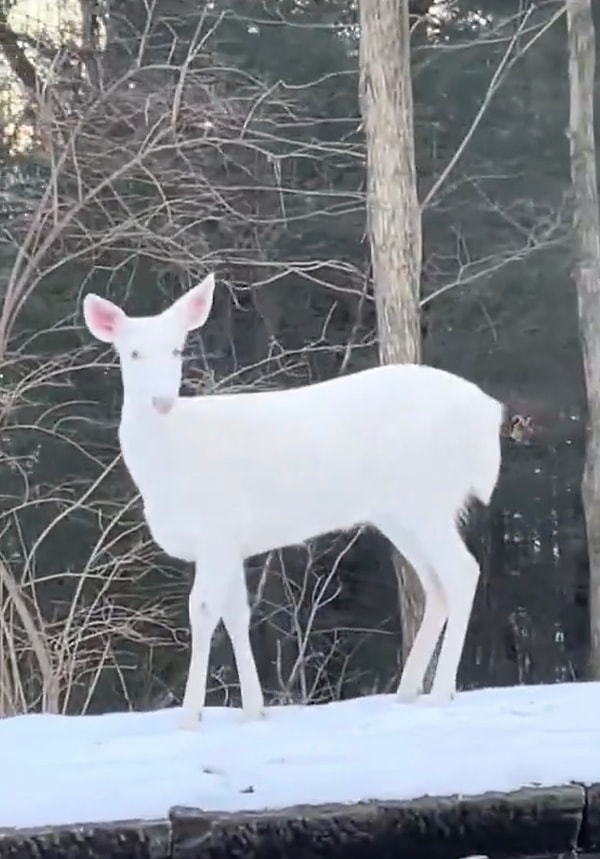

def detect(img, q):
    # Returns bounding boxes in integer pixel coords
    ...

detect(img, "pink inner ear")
[91,300,121,336]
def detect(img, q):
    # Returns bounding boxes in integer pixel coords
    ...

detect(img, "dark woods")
[0,0,590,716]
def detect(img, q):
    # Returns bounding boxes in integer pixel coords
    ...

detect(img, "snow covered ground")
[2,681,600,830]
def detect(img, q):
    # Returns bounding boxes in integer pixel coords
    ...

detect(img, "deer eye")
[131,350,141,359]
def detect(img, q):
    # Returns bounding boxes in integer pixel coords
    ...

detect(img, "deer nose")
[151,396,175,415]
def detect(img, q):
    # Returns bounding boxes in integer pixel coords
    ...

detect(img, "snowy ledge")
[2,682,600,859]
[0,787,590,859]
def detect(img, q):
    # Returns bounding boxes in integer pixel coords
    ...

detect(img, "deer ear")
[83,294,127,343]
[171,274,216,332]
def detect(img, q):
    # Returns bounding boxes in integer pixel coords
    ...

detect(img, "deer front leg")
[179,557,227,731]
[221,562,265,721]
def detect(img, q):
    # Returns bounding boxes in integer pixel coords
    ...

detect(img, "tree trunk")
[566,0,600,677]
[358,0,424,670]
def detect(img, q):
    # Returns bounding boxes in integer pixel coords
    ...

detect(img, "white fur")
[82,274,503,729]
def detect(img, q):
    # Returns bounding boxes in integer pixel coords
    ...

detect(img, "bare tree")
[566,0,600,677]
[358,0,424,664]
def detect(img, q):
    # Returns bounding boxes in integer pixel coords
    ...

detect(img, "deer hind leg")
[424,526,480,705]
[397,562,448,702]
[376,518,448,701]
[220,563,264,721]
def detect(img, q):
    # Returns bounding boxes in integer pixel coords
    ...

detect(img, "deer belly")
[143,506,197,562]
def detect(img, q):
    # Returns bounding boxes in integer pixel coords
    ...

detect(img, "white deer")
[82,273,503,729]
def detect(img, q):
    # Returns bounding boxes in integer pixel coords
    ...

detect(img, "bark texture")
[358,0,424,666]
[566,0,600,677]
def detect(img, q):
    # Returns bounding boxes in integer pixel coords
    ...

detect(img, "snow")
[2,681,600,830]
